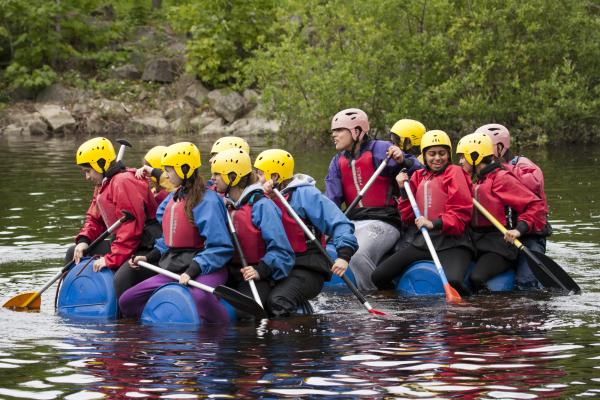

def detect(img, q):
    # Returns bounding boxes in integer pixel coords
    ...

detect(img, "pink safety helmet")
[475,123,510,158]
[331,108,369,141]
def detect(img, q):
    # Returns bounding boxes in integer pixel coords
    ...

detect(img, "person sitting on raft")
[135,145,176,205]
[475,123,551,289]
[457,132,547,293]
[206,136,251,190]
[389,119,427,165]
[120,142,234,322]
[210,148,295,316]
[69,137,162,299]
[256,149,359,314]
[371,130,474,295]
[325,108,422,291]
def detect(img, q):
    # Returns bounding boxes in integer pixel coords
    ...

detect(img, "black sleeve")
[184,260,201,279]
[336,246,355,262]
[254,261,272,280]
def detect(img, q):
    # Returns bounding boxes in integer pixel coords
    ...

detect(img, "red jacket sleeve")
[440,166,473,236]
[104,173,155,269]
[76,186,106,244]
[397,172,421,223]
[492,170,547,233]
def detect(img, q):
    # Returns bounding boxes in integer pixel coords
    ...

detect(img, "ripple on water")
[0,388,63,400]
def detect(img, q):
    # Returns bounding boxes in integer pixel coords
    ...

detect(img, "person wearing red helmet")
[475,124,550,289]
[325,108,422,291]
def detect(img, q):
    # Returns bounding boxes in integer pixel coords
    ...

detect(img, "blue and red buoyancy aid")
[415,172,448,222]
[162,198,205,249]
[271,194,310,253]
[338,150,395,208]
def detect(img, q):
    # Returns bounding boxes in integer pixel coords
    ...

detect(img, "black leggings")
[371,243,472,296]
[267,268,324,317]
[469,252,512,293]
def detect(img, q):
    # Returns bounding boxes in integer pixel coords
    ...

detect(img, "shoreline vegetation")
[1,0,598,146]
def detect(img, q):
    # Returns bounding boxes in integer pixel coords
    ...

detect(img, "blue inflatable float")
[57,258,313,324]
[324,260,515,296]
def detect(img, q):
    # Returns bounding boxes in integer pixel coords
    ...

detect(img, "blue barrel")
[396,261,515,296]
[140,283,237,325]
[57,257,118,319]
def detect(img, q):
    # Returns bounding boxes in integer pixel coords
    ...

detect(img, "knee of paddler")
[267,295,296,317]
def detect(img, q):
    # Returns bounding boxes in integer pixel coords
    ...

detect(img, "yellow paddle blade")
[2,291,41,311]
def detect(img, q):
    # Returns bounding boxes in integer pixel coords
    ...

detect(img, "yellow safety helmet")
[455,133,474,156]
[420,130,453,154]
[210,148,252,186]
[461,132,494,166]
[210,136,250,155]
[161,142,201,180]
[390,119,426,149]
[144,145,168,169]
[253,149,295,182]
[76,137,116,173]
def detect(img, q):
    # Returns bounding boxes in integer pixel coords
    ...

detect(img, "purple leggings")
[119,268,230,323]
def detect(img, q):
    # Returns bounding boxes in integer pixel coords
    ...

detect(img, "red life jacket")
[231,203,266,265]
[338,150,394,208]
[162,198,204,249]
[415,172,447,221]
[154,188,169,206]
[271,194,309,253]
[473,175,506,228]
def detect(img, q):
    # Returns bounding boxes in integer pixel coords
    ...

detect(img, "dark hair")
[231,170,258,190]
[183,170,205,224]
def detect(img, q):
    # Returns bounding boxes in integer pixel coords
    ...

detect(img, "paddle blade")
[525,249,581,294]
[214,285,268,319]
[368,308,387,316]
[2,291,41,311]
[444,284,462,303]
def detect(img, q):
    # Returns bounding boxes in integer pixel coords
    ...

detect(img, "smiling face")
[80,167,103,185]
[424,146,450,172]
[331,128,354,152]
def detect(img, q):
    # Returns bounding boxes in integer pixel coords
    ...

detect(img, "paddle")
[345,155,391,215]
[137,260,268,319]
[225,211,264,309]
[115,138,133,161]
[3,211,135,311]
[472,198,581,294]
[272,188,387,316]
[403,181,462,303]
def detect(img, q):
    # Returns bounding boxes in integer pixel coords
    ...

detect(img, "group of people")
[68,107,550,323]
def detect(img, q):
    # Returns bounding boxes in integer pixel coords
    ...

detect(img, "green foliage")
[167,0,278,87]
[245,0,600,144]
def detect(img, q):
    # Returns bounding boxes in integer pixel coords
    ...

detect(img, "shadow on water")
[0,136,600,398]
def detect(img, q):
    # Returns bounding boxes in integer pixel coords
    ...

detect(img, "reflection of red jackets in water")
[76,168,157,269]
[399,165,473,236]
[473,167,547,233]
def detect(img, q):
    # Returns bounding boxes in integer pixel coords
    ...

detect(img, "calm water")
[0,134,599,399]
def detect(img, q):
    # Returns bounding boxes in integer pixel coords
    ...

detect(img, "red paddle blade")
[368,308,387,316]
[444,284,462,303]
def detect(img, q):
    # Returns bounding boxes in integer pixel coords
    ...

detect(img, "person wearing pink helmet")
[475,123,551,289]
[325,108,423,291]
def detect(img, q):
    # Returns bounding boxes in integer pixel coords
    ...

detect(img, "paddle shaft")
[225,211,264,308]
[472,198,571,292]
[345,155,391,215]
[138,261,216,293]
[21,211,134,308]
[403,181,461,301]
[272,188,382,314]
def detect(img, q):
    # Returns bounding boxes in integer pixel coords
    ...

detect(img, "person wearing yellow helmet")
[134,145,176,205]
[255,149,359,316]
[210,148,295,315]
[390,118,426,164]
[209,136,250,161]
[326,108,423,291]
[121,142,234,323]
[458,132,547,293]
[372,130,474,295]
[70,137,162,300]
